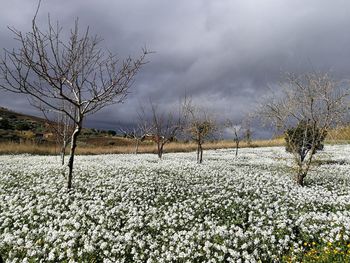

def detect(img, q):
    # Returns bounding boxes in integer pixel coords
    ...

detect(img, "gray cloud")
[1,0,350,137]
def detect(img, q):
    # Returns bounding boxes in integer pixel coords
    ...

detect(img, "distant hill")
[0,107,51,142]
[0,106,132,146]
[0,107,48,123]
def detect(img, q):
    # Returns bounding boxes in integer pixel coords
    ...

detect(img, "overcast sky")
[1,0,350,137]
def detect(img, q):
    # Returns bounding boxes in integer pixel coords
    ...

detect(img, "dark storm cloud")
[1,0,350,137]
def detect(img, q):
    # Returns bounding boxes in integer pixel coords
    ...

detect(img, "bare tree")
[118,117,151,154]
[0,4,148,189]
[39,106,74,165]
[140,102,183,158]
[119,127,141,154]
[241,114,253,147]
[244,128,252,146]
[56,112,73,165]
[184,103,216,164]
[259,72,348,186]
[225,119,242,156]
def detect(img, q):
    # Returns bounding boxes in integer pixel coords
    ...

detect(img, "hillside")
[0,107,50,142]
[0,107,130,146]
[0,106,49,123]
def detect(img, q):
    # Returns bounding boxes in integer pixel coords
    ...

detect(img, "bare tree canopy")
[259,72,349,185]
[184,101,216,164]
[260,73,348,131]
[138,100,184,158]
[225,119,242,157]
[0,17,147,121]
[39,103,75,166]
[118,111,152,154]
[0,3,149,189]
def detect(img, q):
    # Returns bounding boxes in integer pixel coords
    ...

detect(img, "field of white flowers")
[1,145,350,262]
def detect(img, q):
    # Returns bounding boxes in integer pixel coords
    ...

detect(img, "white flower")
[48,250,55,261]
[1,145,350,261]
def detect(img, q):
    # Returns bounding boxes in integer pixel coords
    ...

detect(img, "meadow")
[0,139,285,155]
[1,145,350,262]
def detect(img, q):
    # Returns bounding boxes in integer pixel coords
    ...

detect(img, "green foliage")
[285,120,326,160]
[284,240,350,263]
[0,118,11,129]
[15,121,32,131]
[34,124,45,133]
[7,114,17,119]
[107,130,116,136]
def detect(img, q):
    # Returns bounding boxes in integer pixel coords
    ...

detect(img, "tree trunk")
[295,147,315,187]
[295,172,305,186]
[197,141,203,164]
[67,125,81,189]
[134,139,139,154]
[61,141,66,165]
[197,142,200,163]
[157,141,163,158]
[235,141,239,157]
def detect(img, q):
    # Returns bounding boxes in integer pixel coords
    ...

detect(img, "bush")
[15,122,31,131]
[0,118,11,129]
[107,130,116,136]
[285,120,326,157]
[34,125,45,133]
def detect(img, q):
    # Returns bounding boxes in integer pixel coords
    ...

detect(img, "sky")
[1,0,350,138]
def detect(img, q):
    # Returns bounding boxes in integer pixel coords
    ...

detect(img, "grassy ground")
[0,138,285,155]
[1,135,349,156]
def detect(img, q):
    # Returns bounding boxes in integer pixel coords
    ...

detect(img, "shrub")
[285,120,326,158]
[107,130,116,136]
[15,121,31,131]
[0,118,11,129]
